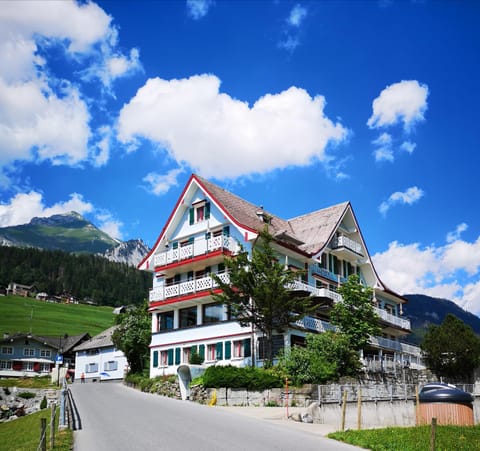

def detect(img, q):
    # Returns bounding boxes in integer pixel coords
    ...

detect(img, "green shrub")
[189,349,204,365]
[18,392,35,400]
[202,366,283,390]
[40,395,47,409]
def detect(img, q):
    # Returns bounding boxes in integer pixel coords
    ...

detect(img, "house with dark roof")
[73,326,128,382]
[0,332,89,378]
[138,174,422,390]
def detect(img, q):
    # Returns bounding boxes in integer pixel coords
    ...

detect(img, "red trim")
[138,174,196,269]
[149,330,250,349]
[149,288,223,310]
[154,249,231,272]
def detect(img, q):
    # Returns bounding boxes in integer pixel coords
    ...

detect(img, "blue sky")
[1,1,480,314]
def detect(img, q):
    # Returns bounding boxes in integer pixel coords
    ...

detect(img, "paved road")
[70,382,363,451]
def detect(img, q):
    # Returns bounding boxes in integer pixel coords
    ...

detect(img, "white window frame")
[86,363,99,373]
[0,361,12,370]
[104,361,118,371]
[40,349,51,358]
[1,347,13,355]
[24,348,35,357]
[23,362,34,371]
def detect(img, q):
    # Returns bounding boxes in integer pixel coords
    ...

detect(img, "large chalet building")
[139,174,422,385]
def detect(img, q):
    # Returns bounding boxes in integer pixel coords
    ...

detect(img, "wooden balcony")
[331,235,363,258]
[150,272,230,302]
[153,235,237,268]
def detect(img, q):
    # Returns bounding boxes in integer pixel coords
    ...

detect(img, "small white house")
[73,326,128,382]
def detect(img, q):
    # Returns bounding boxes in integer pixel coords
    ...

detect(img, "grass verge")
[0,376,54,389]
[0,407,73,451]
[328,424,480,451]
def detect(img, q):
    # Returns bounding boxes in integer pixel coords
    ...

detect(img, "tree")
[421,314,480,382]
[112,302,151,374]
[329,274,380,351]
[277,331,361,385]
[212,227,315,365]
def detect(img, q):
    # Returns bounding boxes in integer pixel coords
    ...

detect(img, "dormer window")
[189,200,210,225]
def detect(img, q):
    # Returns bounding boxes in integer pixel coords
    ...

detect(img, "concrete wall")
[199,386,480,429]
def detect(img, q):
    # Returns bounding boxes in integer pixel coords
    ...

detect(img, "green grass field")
[329,424,480,450]
[0,407,72,451]
[0,295,114,337]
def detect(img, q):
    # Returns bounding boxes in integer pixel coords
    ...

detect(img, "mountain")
[402,294,480,345]
[102,239,150,267]
[0,212,149,266]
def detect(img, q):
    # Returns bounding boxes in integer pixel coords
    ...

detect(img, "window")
[233,339,251,358]
[87,349,99,355]
[207,344,216,361]
[23,348,35,357]
[179,306,197,328]
[23,362,34,371]
[182,347,191,363]
[40,363,50,372]
[86,363,98,373]
[1,347,13,355]
[189,201,211,225]
[0,361,12,370]
[159,311,174,330]
[203,303,224,324]
[40,349,51,358]
[258,335,284,360]
[104,361,118,371]
[160,350,169,366]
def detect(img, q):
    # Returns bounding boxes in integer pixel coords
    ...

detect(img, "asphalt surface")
[69,381,364,451]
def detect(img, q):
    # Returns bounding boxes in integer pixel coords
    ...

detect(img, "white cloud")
[95,212,123,240]
[287,4,308,27]
[278,4,308,52]
[143,168,184,196]
[0,192,93,227]
[0,1,140,172]
[186,0,213,20]
[372,132,394,162]
[446,223,468,243]
[373,236,480,315]
[367,80,429,131]
[379,186,424,215]
[400,141,416,154]
[118,74,348,179]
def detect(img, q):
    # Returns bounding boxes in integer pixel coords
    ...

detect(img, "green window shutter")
[205,202,210,219]
[188,236,194,244]
[175,347,181,365]
[199,344,205,359]
[218,263,225,273]
[172,241,178,249]
[174,274,181,283]
[189,207,194,225]
[243,338,251,358]
[167,349,174,365]
[223,225,230,237]
[153,350,158,367]
[215,342,223,360]
[225,341,231,359]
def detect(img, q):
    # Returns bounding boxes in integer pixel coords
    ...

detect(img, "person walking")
[81,372,85,383]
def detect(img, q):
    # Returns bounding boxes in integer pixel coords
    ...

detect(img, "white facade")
[139,175,422,381]
[74,326,128,382]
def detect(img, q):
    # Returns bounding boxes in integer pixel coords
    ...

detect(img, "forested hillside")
[0,246,152,307]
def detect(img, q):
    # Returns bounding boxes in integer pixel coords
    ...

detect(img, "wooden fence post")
[40,418,46,451]
[430,417,437,451]
[50,402,56,449]
[341,389,348,431]
[357,389,362,430]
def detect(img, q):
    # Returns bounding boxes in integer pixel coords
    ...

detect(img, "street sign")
[56,355,63,364]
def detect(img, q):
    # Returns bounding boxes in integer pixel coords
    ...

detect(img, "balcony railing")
[374,307,411,330]
[369,336,422,357]
[293,316,337,333]
[150,272,230,302]
[153,235,237,267]
[287,280,343,303]
[332,235,362,255]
